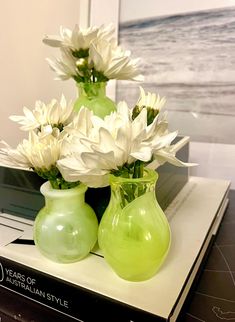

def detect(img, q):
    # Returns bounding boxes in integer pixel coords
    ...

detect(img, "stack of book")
[0,174,230,322]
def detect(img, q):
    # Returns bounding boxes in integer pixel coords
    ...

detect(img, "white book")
[0,176,231,322]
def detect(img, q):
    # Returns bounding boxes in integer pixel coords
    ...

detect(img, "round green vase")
[34,182,98,263]
[98,169,171,281]
[74,82,116,118]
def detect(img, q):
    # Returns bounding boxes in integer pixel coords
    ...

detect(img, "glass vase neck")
[109,168,158,209]
[74,81,116,118]
[109,168,158,186]
[40,182,87,210]
[77,82,107,98]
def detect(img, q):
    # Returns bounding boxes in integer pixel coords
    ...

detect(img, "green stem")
[112,162,147,207]
[133,160,144,178]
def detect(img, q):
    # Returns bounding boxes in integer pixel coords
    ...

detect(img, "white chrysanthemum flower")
[43,24,115,52]
[43,25,98,50]
[0,141,31,169]
[46,48,80,81]
[89,39,144,81]
[9,95,74,131]
[63,107,94,136]
[43,24,143,82]
[57,104,189,187]
[137,86,166,111]
[0,128,64,171]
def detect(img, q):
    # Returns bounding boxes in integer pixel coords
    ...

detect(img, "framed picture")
[89,0,235,187]
[90,0,235,141]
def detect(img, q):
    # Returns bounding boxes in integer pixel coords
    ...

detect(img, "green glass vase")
[98,169,171,281]
[34,182,98,263]
[74,82,116,118]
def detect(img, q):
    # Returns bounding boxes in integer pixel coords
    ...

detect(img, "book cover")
[0,256,160,322]
[0,284,76,322]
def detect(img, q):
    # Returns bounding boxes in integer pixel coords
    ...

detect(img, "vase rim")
[76,81,107,86]
[40,181,87,198]
[109,168,158,184]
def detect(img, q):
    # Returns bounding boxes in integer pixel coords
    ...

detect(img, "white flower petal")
[130,147,152,162]
[154,149,197,167]
[89,39,144,81]
[9,95,74,132]
[136,86,166,111]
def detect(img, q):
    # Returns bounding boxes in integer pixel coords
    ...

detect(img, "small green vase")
[74,82,116,118]
[98,169,171,281]
[34,182,98,263]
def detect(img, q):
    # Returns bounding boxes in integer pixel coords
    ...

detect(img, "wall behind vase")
[0,0,81,146]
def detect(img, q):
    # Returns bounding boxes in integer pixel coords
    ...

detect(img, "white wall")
[90,0,120,101]
[0,0,83,146]
[189,142,235,189]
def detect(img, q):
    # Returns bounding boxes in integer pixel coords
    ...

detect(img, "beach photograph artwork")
[117,1,235,144]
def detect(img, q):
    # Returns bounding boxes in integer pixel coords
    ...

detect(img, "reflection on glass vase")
[98,168,171,281]
[74,82,116,118]
[34,182,98,263]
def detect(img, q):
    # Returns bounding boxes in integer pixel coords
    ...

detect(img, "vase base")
[104,245,171,282]
[114,268,160,282]
[36,251,91,264]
